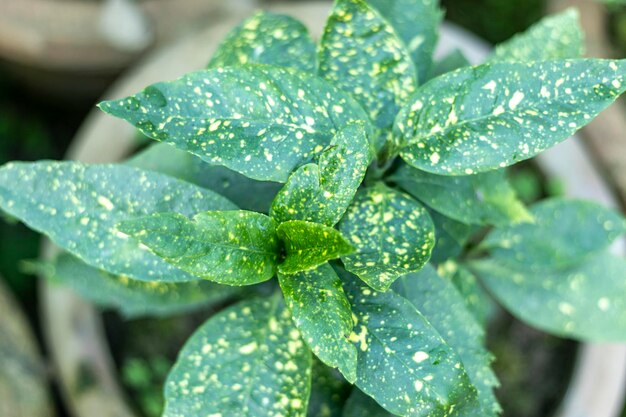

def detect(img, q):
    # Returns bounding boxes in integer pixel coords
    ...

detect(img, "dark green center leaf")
[117,211,281,285]
[277,220,354,274]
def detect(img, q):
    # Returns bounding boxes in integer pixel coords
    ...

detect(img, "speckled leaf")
[471,253,626,341]
[278,264,357,382]
[271,122,372,226]
[481,198,626,270]
[99,65,371,182]
[0,161,235,283]
[338,183,435,291]
[367,0,443,82]
[394,265,500,414]
[392,164,532,226]
[440,262,496,327]
[318,0,418,145]
[395,59,626,175]
[277,220,354,274]
[337,267,483,417]
[429,210,476,264]
[430,49,470,79]
[163,297,312,417]
[118,211,280,285]
[128,143,281,213]
[307,360,350,417]
[489,9,584,63]
[208,11,316,72]
[46,253,242,319]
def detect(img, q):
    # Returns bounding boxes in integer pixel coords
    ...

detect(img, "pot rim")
[39,3,626,417]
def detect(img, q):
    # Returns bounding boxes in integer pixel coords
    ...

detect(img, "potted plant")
[2,1,626,416]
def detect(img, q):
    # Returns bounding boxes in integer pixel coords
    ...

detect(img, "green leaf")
[430,49,470,79]
[481,198,626,270]
[0,161,234,283]
[128,143,282,213]
[339,183,435,291]
[308,360,350,417]
[163,297,312,417]
[367,0,443,83]
[208,11,317,72]
[318,0,418,145]
[428,210,476,264]
[440,262,496,327]
[394,265,500,414]
[46,253,241,319]
[489,9,584,63]
[278,264,357,382]
[99,65,371,183]
[277,220,354,274]
[118,211,280,285]
[337,266,483,417]
[270,122,372,226]
[392,163,532,226]
[395,59,626,175]
[343,389,395,417]
[471,253,626,341]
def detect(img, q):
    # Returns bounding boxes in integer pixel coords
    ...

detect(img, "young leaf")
[163,297,312,417]
[481,198,626,270]
[471,253,626,341]
[339,183,435,291]
[337,267,483,417]
[367,0,444,83]
[277,220,354,274]
[278,264,357,382]
[118,211,280,285]
[270,122,372,226]
[99,65,371,183]
[318,0,418,145]
[128,143,282,213]
[392,164,532,226]
[489,9,584,63]
[208,12,317,72]
[395,59,626,175]
[46,253,242,319]
[0,161,234,283]
[394,265,500,414]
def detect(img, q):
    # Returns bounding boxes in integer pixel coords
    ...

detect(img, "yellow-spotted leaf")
[367,0,443,82]
[392,163,532,226]
[279,264,357,382]
[277,220,354,274]
[319,0,418,147]
[395,59,626,175]
[46,253,242,319]
[270,122,373,226]
[337,267,484,417]
[209,12,316,72]
[339,182,435,291]
[394,265,500,414]
[489,9,584,62]
[0,161,235,283]
[99,65,371,182]
[163,297,312,417]
[118,211,280,285]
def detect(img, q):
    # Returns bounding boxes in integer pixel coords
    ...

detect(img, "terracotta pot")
[40,2,626,416]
